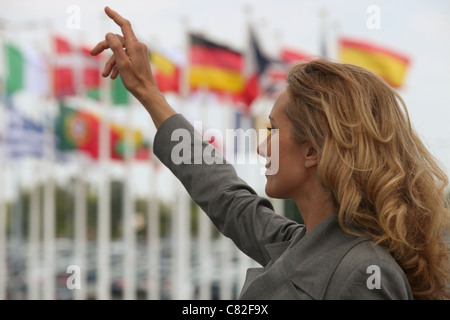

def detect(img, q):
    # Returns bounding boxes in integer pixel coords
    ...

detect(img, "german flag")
[189,33,245,95]
[338,37,410,88]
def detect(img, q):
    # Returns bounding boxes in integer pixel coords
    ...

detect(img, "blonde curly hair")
[286,58,450,300]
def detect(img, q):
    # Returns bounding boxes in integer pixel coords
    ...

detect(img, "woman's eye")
[267,126,278,137]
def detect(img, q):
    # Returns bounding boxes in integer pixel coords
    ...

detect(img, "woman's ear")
[304,144,319,168]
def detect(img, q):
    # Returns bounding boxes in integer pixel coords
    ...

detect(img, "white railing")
[0,158,283,300]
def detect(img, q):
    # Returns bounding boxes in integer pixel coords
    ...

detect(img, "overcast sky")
[1,0,450,187]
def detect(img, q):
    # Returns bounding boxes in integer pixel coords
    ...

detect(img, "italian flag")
[5,43,49,96]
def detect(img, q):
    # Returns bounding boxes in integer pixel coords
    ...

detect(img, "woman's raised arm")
[90,6,176,128]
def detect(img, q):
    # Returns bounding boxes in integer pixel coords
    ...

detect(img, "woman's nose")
[257,136,269,158]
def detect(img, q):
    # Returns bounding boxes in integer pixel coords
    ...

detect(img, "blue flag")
[5,105,46,159]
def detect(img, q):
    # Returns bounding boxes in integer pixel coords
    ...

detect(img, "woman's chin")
[265,182,279,199]
[265,179,289,200]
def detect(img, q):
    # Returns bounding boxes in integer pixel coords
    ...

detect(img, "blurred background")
[0,0,449,300]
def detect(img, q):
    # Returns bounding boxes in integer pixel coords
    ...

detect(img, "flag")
[189,33,245,96]
[53,36,76,98]
[111,75,130,105]
[81,46,101,99]
[5,44,23,94]
[5,105,46,159]
[5,43,49,96]
[109,123,151,161]
[338,37,411,88]
[149,48,181,93]
[280,48,311,65]
[55,103,100,158]
[243,26,307,108]
[241,26,272,108]
[134,140,151,161]
[52,35,102,99]
[257,47,316,98]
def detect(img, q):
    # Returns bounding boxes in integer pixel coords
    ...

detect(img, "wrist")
[134,82,159,105]
[136,83,177,129]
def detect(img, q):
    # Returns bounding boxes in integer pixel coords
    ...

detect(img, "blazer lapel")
[283,215,370,300]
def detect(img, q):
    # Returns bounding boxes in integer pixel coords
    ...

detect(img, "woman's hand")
[90,6,176,128]
[90,6,155,102]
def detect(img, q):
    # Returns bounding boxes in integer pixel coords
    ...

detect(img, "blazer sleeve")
[153,113,302,266]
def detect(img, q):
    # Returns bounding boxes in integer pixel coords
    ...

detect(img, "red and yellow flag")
[150,50,180,93]
[338,38,411,88]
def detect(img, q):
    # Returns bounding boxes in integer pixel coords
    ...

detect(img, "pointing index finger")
[104,6,137,43]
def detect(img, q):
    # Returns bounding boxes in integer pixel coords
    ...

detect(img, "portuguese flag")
[55,103,102,158]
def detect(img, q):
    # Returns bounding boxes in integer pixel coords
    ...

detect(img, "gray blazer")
[153,114,413,300]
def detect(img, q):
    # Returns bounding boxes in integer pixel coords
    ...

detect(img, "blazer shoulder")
[325,241,413,300]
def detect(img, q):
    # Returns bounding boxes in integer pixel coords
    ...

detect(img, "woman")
[91,7,450,299]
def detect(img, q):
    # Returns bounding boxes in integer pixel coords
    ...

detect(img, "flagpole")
[68,28,89,300]
[330,20,341,61]
[97,57,111,300]
[197,206,212,299]
[171,176,191,299]
[0,21,8,300]
[25,28,50,300]
[42,118,56,300]
[179,15,190,101]
[146,159,160,300]
[10,162,25,299]
[42,22,57,299]
[73,154,87,300]
[0,159,6,301]
[145,35,162,300]
[27,163,41,299]
[142,37,158,300]
[319,7,328,58]
[122,105,136,300]
[170,16,192,300]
